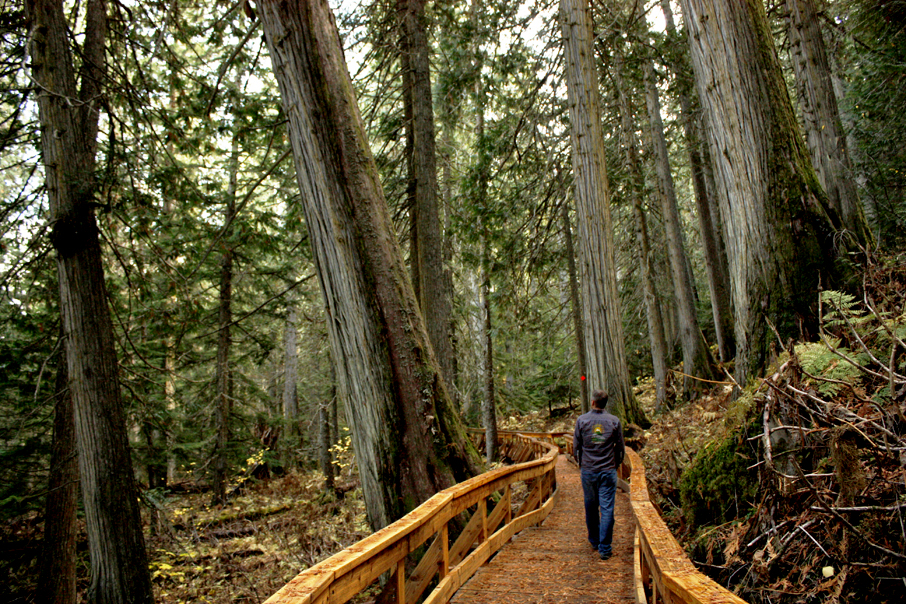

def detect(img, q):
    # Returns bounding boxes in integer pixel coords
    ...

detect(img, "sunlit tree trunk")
[282,303,299,462]
[786,0,872,246]
[643,56,714,396]
[37,349,78,604]
[26,0,154,601]
[680,0,850,386]
[259,0,481,530]
[559,0,644,424]
[612,52,669,411]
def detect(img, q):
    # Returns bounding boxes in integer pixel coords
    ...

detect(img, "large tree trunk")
[660,0,735,364]
[612,53,669,412]
[26,0,155,601]
[37,348,78,604]
[643,56,715,396]
[785,0,872,247]
[399,0,457,400]
[283,303,300,462]
[680,0,849,386]
[258,0,481,531]
[559,0,644,425]
[560,201,589,413]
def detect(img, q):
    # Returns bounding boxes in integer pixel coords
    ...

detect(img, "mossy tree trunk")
[258,0,481,531]
[680,0,850,386]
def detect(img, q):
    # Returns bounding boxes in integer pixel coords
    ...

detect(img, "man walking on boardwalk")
[574,390,624,560]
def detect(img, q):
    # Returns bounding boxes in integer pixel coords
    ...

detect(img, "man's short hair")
[592,390,608,409]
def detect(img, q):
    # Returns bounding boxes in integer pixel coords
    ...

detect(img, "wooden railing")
[263,431,558,604]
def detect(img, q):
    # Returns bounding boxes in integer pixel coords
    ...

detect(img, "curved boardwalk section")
[451,456,634,604]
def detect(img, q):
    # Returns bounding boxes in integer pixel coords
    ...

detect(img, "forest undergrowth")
[642,253,906,604]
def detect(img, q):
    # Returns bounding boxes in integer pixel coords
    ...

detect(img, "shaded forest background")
[1,0,905,602]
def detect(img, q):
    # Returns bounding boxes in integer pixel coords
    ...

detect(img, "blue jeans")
[581,468,617,556]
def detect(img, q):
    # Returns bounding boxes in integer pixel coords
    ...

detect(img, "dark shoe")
[599,551,612,560]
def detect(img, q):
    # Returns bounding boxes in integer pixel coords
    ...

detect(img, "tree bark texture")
[399,0,457,400]
[560,202,589,413]
[680,0,847,386]
[559,0,642,424]
[26,0,155,601]
[612,53,669,411]
[643,57,715,395]
[481,233,497,463]
[38,350,78,604]
[258,0,481,531]
[785,0,872,246]
[660,0,735,364]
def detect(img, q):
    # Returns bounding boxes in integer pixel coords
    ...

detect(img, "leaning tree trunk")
[612,52,669,412]
[559,0,644,425]
[399,0,457,400]
[258,0,481,531]
[660,0,735,363]
[786,0,872,247]
[643,56,715,396]
[680,0,850,387]
[37,348,78,604]
[26,0,155,602]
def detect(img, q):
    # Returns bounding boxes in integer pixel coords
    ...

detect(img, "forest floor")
[4,254,904,604]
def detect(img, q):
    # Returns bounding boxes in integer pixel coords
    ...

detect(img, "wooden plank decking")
[451,456,635,604]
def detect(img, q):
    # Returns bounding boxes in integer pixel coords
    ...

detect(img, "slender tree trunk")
[26,0,155,601]
[38,347,78,604]
[786,0,872,247]
[560,201,589,413]
[680,0,850,386]
[282,304,299,464]
[259,0,481,530]
[318,403,335,492]
[643,56,715,396]
[399,0,457,400]
[211,136,239,506]
[612,53,669,411]
[559,0,645,425]
[660,0,735,364]
[480,232,497,463]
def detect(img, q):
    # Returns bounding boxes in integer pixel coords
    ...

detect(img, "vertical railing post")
[504,483,512,524]
[479,497,488,542]
[395,557,406,604]
[439,522,449,578]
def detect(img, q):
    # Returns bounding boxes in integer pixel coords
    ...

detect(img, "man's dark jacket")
[574,408,624,473]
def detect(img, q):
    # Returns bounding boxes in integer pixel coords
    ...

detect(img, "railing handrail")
[264,432,559,604]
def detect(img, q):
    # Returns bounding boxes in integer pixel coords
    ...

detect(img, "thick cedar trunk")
[399,0,457,400]
[38,349,78,604]
[560,202,589,413]
[259,0,480,530]
[680,0,848,386]
[612,53,669,411]
[559,0,644,424]
[786,0,872,246]
[26,0,154,601]
[643,57,715,395]
[660,0,735,364]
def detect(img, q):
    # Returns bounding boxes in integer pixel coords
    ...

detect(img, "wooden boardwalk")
[451,456,635,604]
